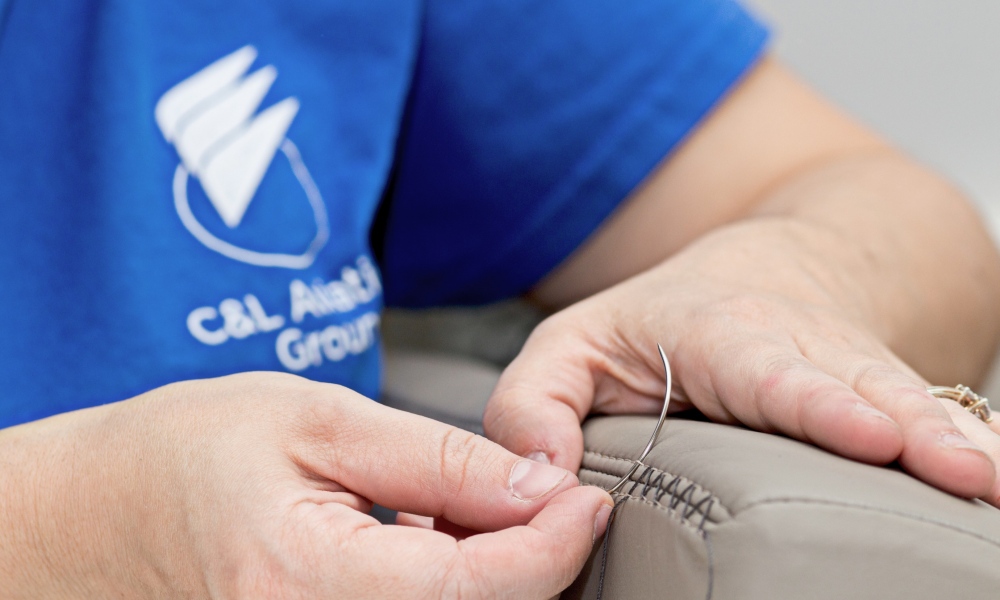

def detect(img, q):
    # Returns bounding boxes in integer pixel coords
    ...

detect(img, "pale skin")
[0,373,612,598]
[3,55,1000,598]
[486,57,1000,505]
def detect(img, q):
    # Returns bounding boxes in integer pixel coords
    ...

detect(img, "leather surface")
[565,416,1000,599]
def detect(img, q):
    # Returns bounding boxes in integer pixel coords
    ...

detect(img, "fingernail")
[940,432,985,452]
[854,403,895,423]
[525,451,551,464]
[509,459,568,501]
[593,503,613,542]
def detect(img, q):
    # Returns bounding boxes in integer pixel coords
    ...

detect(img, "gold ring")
[928,384,994,424]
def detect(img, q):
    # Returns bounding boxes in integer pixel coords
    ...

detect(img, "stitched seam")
[585,450,639,466]
[607,489,710,535]
[581,466,721,533]
[582,450,729,528]
[738,497,1000,550]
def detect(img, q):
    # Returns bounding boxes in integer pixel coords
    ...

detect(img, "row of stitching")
[583,450,732,516]
[585,482,710,535]
[580,468,715,533]
[580,463,727,532]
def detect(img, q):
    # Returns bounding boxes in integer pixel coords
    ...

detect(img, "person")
[2,0,999,598]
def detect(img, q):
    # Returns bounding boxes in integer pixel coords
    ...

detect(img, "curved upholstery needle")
[607,344,672,494]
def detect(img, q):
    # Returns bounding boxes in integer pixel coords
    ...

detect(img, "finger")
[484,320,597,471]
[451,486,612,598]
[818,350,996,499]
[937,399,1000,506]
[395,512,483,540]
[396,512,434,529]
[699,340,904,464]
[306,479,373,513]
[484,379,586,472]
[312,389,583,532]
[484,315,663,471]
[349,485,613,599]
[330,492,373,514]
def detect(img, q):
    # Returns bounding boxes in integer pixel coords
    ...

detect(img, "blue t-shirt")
[0,0,766,428]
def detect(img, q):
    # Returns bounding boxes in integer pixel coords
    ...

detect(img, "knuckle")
[438,428,483,498]
[756,356,808,398]
[438,548,498,600]
[847,362,943,419]
[847,361,902,393]
[752,359,808,422]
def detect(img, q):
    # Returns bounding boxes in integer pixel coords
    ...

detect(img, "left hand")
[484,220,1000,507]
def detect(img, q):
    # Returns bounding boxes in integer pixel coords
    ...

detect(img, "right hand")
[0,372,612,599]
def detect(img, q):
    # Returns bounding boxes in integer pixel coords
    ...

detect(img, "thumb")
[483,318,606,472]
[320,391,590,532]
[484,312,670,471]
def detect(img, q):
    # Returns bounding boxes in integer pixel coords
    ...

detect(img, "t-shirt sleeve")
[378,0,769,307]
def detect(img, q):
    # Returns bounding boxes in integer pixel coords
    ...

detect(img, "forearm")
[0,408,147,599]
[742,150,1000,385]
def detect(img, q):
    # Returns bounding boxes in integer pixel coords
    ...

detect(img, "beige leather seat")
[566,415,1000,599]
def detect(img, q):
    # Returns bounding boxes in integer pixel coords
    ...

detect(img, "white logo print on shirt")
[155,46,330,269]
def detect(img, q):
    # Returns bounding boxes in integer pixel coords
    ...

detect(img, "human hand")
[0,373,612,599]
[485,220,1000,506]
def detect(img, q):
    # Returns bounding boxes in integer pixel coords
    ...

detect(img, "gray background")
[745,0,1000,235]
